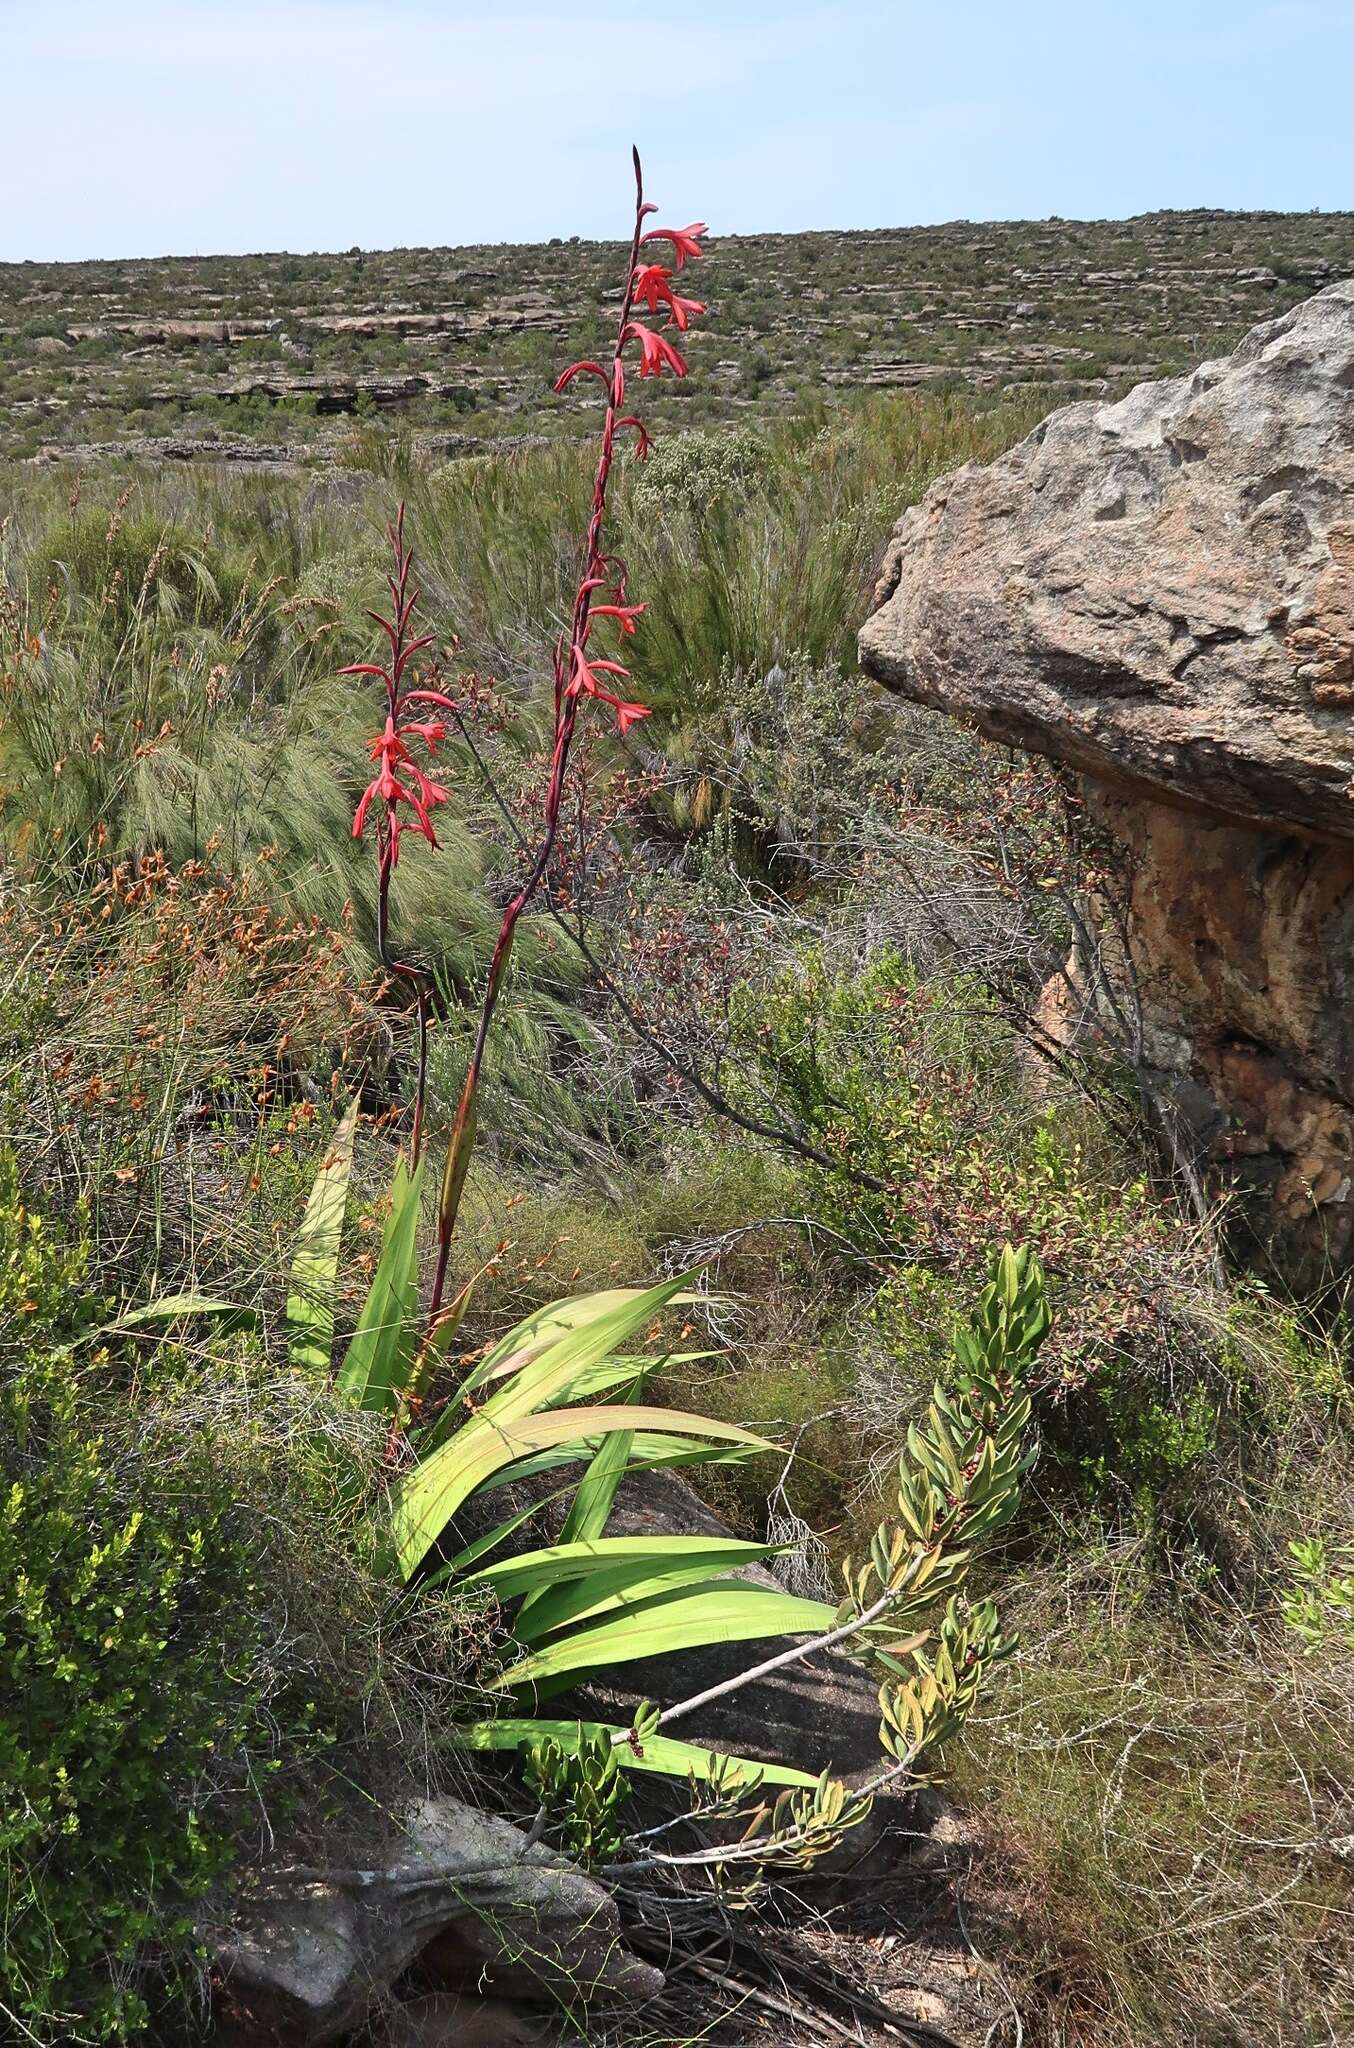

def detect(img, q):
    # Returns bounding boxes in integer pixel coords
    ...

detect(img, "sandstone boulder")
[859,284,1354,1272]
[209,1796,661,2045]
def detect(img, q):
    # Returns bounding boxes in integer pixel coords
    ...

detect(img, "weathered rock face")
[859,284,1354,1273]
[209,1796,659,2045]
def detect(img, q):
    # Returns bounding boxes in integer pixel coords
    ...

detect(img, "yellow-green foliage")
[0,1159,265,2041]
[728,945,1200,1390]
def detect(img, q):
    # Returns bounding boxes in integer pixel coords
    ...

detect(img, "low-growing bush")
[0,1150,485,2043]
[0,1162,262,2040]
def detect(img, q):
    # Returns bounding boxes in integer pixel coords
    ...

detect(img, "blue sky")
[6,1,1352,261]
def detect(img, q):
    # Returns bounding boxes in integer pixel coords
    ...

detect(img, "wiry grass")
[3,391,1351,2047]
[959,1499,1354,2047]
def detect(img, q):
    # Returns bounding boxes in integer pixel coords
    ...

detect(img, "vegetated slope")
[3,206,1353,462]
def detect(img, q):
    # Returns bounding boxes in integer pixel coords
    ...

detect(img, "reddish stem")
[372,506,434,1168]
[426,149,651,1329]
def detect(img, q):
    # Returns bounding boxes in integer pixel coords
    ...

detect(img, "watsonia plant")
[124,156,1049,1875]
[314,160,1048,1863]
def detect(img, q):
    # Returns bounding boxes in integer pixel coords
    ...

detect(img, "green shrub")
[0,1152,476,2045]
[0,1162,267,2040]
[727,944,1196,1391]
[1283,1536,1354,1654]
[629,426,764,517]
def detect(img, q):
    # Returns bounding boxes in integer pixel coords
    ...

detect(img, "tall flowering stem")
[424,148,705,1330]
[344,506,449,1164]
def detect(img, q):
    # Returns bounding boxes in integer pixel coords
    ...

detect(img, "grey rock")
[860,280,1354,839]
[210,1796,661,2045]
[859,283,1354,1276]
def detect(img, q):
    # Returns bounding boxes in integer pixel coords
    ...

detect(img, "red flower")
[633,261,676,314]
[664,291,705,332]
[641,222,707,270]
[553,359,609,393]
[403,687,459,712]
[353,712,448,860]
[626,320,687,379]
[633,262,706,331]
[591,601,647,635]
[615,414,653,460]
[567,647,650,733]
[568,648,631,700]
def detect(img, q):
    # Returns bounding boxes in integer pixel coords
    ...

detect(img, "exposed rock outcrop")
[210,1796,659,2045]
[860,283,1354,1273]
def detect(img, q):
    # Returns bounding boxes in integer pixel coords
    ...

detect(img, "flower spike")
[425,152,705,1324]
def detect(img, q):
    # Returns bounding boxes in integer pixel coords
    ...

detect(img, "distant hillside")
[3,207,1352,464]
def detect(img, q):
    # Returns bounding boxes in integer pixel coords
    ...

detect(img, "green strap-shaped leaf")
[508,1545,793,1647]
[462,1286,703,1398]
[470,1433,763,1499]
[335,1157,424,1415]
[105,1293,258,1334]
[390,1404,773,1581]
[457,1273,699,1443]
[514,1380,641,1632]
[464,1533,786,1601]
[490,1579,837,1691]
[461,1716,817,1788]
[286,1098,358,1375]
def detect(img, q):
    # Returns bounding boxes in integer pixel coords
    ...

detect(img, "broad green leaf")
[390,1404,773,1581]
[516,1377,644,1630]
[285,1097,358,1375]
[106,1293,258,1334]
[463,1286,700,1397]
[431,1496,551,1583]
[466,1273,699,1436]
[432,1439,764,1583]
[416,1351,715,1460]
[559,1426,633,1550]
[490,1580,837,1690]
[461,1717,817,1788]
[335,1157,423,1415]
[464,1533,786,1601]
[508,1543,791,1646]
[470,1433,763,1498]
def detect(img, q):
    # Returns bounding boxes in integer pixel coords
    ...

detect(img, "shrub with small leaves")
[1283,1537,1354,1655]
[0,1160,271,2043]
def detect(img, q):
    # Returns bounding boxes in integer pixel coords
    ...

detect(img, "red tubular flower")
[626,320,688,379]
[640,221,707,270]
[398,718,447,748]
[553,359,609,393]
[615,414,653,459]
[591,602,647,635]
[353,713,447,854]
[633,261,676,314]
[568,647,632,701]
[664,291,706,332]
[631,262,706,332]
[403,687,459,712]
